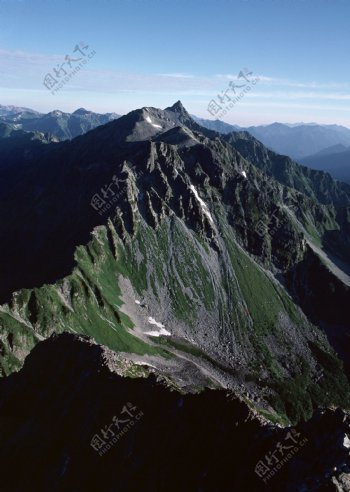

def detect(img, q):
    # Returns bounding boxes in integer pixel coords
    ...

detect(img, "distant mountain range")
[1,104,349,191]
[194,116,350,159]
[0,104,41,119]
[2,104,349,164]
[244,123,350,159]
[193,117,350,185]
[0,105,120,140]
[299,145,350,184]
[191,115,239,134]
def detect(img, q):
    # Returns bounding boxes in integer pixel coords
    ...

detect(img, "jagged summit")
[165,100,189,115]
[104,103,209,143]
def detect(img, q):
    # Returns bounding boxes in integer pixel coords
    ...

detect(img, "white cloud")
[0,47,62,64]
[216,73,274,82]
[1,47,349,125]
[159,73,194,78]
[247,91,350,101]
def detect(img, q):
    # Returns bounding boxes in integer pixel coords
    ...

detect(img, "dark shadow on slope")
[0,132,151,303]
[0,333,349,492]
[283,248,350,376]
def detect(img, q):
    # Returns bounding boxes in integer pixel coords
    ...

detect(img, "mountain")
[0,104,41,119]
[0,106,120,140]
[0,121,16,138]
[0,101,349,428]
[299,147,350,185]
[244,123,350,159]
[191,115,239,134]
[0,124,61,189]
[192,118,350,161]
[0,332,349,492]
[309,143,349,157]
[195,116,350,186]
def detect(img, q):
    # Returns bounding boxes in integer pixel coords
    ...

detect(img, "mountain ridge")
[0,102,349,426]
[0,105,120,141]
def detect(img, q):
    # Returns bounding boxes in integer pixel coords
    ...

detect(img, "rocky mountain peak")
[73,108,91,115]
[166,100,189,116]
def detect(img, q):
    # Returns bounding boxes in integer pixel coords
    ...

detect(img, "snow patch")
[190,184,214,224]
[134,360,158,369]
[343,434,350,449]
[144,328,171,337]
[241,170,247,179]
[145,115,162,129]
[144,317,171,337]
[147,316,165,328]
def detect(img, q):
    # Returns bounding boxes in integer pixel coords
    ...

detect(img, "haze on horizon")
[0,0,349,127]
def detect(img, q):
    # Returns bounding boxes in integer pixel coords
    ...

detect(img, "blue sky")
[1,0,350,126]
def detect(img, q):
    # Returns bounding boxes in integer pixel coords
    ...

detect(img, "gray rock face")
[0,102,349,427]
